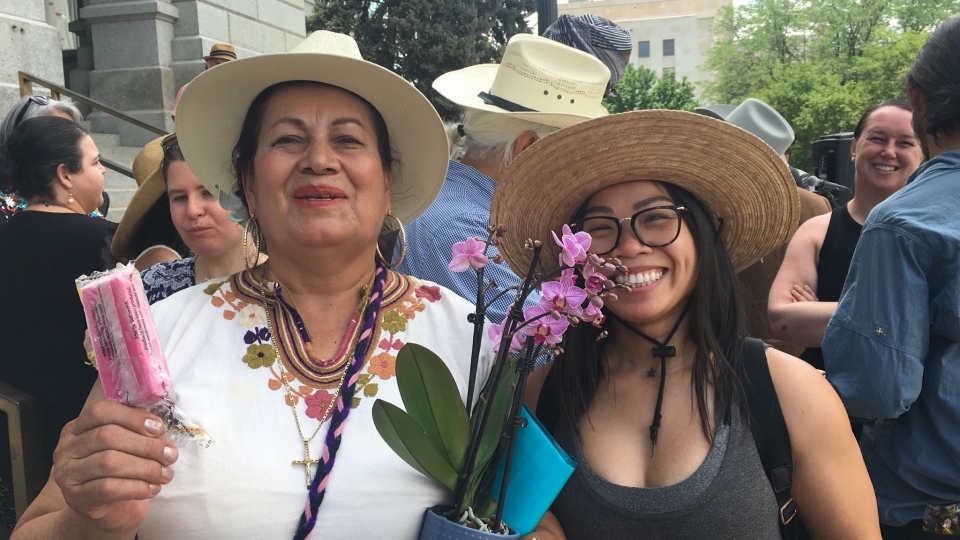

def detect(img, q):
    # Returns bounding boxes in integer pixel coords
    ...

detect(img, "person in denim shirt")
[822,18,960,536]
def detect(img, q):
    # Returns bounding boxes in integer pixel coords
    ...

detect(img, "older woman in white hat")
[13,31,491,540]
[396,34,611,325]
[497,111,878,539]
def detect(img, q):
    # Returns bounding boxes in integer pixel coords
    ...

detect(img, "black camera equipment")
[812,133,856,206]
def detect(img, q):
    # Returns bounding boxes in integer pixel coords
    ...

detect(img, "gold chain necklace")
[254,267,371,488]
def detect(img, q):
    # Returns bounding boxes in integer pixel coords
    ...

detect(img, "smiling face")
[166,160,243,258]
[581,180,699,326]
[241,83,392,261]
[852,106,924,195]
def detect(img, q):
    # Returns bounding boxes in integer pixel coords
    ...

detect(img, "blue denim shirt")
[396,161,541,325]
[823,150,960,526]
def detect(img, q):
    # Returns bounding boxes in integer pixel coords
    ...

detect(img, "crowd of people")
[0,12,956,540]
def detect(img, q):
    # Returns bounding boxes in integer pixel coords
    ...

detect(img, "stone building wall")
[560,0,731,96]
[0,0,66,115]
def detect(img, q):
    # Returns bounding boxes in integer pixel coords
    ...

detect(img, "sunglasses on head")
[13,96,52,127]
[161,133,179,155]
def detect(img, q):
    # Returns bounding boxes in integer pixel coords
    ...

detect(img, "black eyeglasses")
[572,205,687,255]
[13,96,51,127]
[161,133,179,156]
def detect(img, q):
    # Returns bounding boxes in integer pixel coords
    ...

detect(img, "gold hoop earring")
[376,211,406,269]
[244,215,258,271]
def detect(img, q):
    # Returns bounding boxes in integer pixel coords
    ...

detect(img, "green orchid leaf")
[396,343,470,471]
[372,399,459,491]
[471,358,517,477]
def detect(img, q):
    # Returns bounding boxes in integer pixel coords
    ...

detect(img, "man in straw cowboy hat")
[396,33,611,325]
[489,109,876,538]
[172,43,237,120]
[695,98,831,355]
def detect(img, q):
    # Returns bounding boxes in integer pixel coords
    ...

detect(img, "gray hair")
[446,109,558,168]
[0,97,84,149]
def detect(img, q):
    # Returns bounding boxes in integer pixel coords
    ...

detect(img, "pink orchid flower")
[552,225,591,268]
[581,303,606,327]
[581,262,606,296]
[540,279,587,317]
[488,321,523,353]
[521,305,570,346]
[449,237,489,272]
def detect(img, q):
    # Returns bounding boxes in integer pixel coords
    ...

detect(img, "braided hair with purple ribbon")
[293,262,387,539]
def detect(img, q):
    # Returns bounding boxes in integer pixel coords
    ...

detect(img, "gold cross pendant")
[292,439,319,488]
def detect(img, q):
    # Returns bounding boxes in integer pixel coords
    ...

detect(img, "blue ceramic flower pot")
[419,506,520,540]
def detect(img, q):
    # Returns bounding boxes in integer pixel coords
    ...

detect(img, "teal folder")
[492,404,577,536]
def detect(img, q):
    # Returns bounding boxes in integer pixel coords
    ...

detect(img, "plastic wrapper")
[924,503,960,534]
[78,265,212,448]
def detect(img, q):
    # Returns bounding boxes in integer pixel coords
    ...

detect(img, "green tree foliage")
[603,64,700,113]
[308,0,536,119]
[704,0,954,169]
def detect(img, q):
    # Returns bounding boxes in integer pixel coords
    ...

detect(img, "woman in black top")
[491,111,877,539]
[769,101,925,370]
[0,117,118,483]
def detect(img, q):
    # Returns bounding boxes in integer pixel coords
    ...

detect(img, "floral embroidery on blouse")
[202,270,443,419]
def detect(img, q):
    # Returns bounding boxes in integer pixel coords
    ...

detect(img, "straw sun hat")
[174,31,448,225]
[111,136,167,260]
[433,34,611,129]
[490,110,801,276]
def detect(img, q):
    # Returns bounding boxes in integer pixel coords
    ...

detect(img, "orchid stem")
[453,243,543,516]
[492,335,537,533]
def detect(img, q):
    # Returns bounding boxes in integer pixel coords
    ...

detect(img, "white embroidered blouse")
[137,269,493,539]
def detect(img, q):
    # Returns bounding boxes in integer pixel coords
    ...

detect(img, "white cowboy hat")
[432,34,611,129]
[696,98,794,157]
[174,31,448,225]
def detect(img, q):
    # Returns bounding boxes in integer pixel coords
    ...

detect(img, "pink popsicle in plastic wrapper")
[78,265,212,447]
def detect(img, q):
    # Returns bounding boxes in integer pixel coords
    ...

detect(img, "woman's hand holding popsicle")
[51,388,178,537]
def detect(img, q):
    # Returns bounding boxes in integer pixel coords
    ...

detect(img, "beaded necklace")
[252,262,387,540]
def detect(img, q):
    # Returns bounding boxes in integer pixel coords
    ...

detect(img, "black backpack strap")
[739,338,800,539]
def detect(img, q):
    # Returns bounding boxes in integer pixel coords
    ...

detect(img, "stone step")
[104,172,137,191]
[107,207,126,224]
[99,145,141,170]
[90,131,121,148]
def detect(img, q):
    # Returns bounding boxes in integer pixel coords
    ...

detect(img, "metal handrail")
[18,71,168,137]
[101,157,133,178]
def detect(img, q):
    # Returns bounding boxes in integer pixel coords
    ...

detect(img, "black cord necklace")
[607,302,691,456]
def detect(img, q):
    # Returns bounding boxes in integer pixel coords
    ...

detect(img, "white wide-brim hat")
[433,34,611,129]
[175,31,448,225]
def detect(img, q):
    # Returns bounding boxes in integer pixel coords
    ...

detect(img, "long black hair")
[0,116,87,198]
[553,182,748,443]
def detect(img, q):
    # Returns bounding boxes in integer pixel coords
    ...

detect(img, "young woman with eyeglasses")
[489,111,878,539]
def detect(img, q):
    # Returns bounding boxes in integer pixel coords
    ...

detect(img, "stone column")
[67,17,95,117]
[0,0,66,113]
[81,0,179,146]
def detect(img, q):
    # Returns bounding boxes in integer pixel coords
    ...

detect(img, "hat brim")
[433,65,607,128]
[693,104,736,121]
[175,52,448,225]
[112,137,167,259]
[202,54,236,62]
[491,110,800,276]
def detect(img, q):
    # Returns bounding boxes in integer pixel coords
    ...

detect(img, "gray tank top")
[551,410,781,539]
